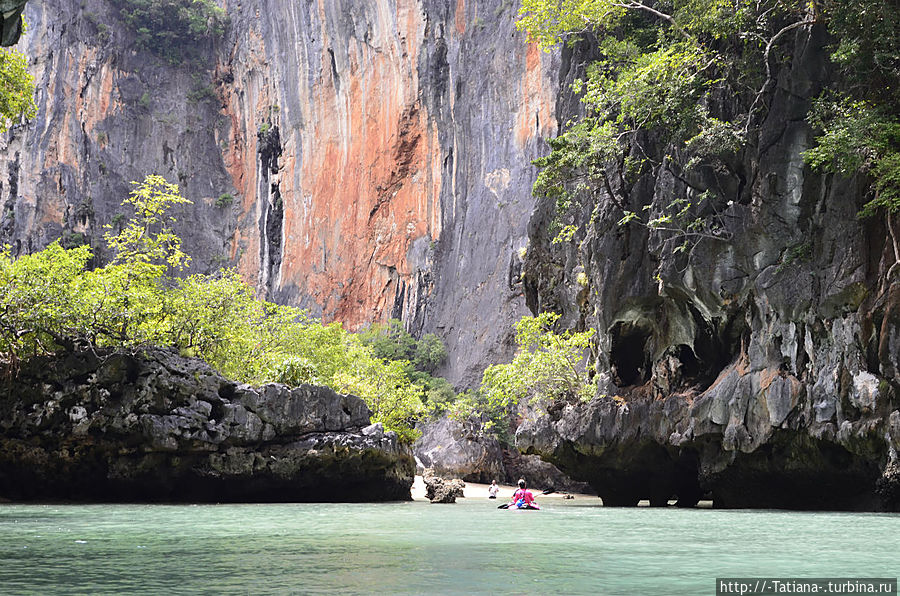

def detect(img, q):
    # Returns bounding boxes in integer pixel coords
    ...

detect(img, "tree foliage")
[0,25,35,132]
[517,0,818,248]
[358,319,448,374]
[105,175,192,269]
[114,0,228,64]
[801,1,900,219]
[357,318,457,416]
[519,0,900,244]
[480,312,596,415]
[0,175,424,442]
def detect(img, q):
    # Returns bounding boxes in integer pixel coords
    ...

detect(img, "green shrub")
[481,312,596,409]
[0,45,35,133]
[188,84,217,104]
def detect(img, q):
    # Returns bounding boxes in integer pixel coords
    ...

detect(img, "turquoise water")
[0,500,897,595]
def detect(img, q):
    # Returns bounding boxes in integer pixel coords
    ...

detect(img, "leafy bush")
[419,313,597,443]
[357,319,456,420]
[480,312,596,410]
[358,319,448,374]
[516,0,816,250]
[802,2,900,219]
[519,0,900,243]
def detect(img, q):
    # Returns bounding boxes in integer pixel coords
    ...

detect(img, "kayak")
[497,503,540,510]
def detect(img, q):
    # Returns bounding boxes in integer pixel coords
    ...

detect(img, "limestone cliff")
[0,0,558,386]
[0,348,414,502]
[517,28,900,511]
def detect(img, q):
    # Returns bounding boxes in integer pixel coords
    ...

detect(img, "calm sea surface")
[0,499,897,595]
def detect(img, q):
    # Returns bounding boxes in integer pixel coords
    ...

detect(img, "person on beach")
[510,478,536,509]
[488,480,499,499]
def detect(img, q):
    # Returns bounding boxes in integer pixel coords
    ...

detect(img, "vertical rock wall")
[0,0,558,386]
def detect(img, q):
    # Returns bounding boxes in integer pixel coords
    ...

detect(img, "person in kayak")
[511,479,537,509]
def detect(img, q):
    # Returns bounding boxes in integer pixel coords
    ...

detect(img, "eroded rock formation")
[0,348,415,502]
[414,415,505,483]
[517,28,900,511]
[414,414,592,493]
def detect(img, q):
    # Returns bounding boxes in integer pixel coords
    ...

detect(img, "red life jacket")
[513,488,534,504]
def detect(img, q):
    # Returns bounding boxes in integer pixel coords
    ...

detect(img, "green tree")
[480,312,596,415]
[413,333,447,374]
[333,354,425,443]
[104,175,192,270]
[357,318,455,411]
[798,1,900,290]
[359,319,417,362]
[0,174,428,442]
[0,32,35,132]
[116,0,229,64]
[800,3,900,208]
[0,242,92,364]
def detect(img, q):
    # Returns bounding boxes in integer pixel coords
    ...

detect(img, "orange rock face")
[3,0,559,384]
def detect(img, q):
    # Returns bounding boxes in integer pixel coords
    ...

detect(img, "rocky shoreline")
[518,360,900,511]
[0,349,415,502]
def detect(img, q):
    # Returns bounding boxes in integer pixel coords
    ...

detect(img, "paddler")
[510,478,537,509]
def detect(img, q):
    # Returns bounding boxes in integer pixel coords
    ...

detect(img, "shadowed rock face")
[0,0,558,387]
[413,415,592,493]
[0,349,415,502]
[414,416,505,483]
[517,27,900,511]
[0,0,27,46]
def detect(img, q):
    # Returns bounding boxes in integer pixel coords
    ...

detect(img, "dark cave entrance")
[610,321,653,386]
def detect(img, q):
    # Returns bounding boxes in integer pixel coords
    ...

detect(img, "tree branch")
[743,16,817,134]
[612,1,691,40]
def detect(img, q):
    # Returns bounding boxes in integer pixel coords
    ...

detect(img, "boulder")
[414,414,590,493]
[423,470,465,503]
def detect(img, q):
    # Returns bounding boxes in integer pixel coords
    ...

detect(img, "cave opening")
[674,344,701,384]
[686,305,749,392]
[610,321,653,386]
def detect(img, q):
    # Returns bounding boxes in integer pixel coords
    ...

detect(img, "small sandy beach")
[411,476,714,506]
[411,476,597,502]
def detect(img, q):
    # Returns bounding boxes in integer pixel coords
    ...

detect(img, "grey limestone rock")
[0,348,415,502]
[2,0,558,389]
[414,416,505,484]
[516,27,900,511]
[413,414,592,493]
